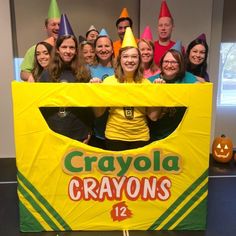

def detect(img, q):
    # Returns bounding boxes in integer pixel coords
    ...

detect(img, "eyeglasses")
[163,60,179,66]
[121,54,139,60]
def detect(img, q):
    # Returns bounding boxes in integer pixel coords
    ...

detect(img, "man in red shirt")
[154,0,175,66]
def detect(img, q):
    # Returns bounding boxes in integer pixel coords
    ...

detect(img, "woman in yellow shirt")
[93,28,159,151]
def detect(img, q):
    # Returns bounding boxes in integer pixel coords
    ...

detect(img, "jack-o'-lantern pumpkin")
[212,134,233,163]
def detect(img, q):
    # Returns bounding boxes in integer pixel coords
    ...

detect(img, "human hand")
[153,78,166,84]
[83,134,91,144]
[27,75,35,83]
[90,77,102,83]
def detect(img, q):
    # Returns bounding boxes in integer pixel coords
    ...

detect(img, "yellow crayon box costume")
[12,81,212,232]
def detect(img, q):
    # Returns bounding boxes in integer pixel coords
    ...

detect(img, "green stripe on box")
[19,200,44,232]
[174,197,207,230]
[17,171,71,230]
[18,182,60,230]
[162,183,208,230]
[148,170,208,230]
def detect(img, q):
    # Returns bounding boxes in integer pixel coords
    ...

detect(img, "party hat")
[141,26,153,41]
[121,27,137,48]
[88,25,97,32]
[196,33,206,42]
[119,8,129,18]
[78,35,86,44]
[159,0,172,19]
[86,25,99,37]
[99,28,109,37]
[171,41,182,53]
[48,0,61,19]
[116,8,132,27]
[58,14,74,37]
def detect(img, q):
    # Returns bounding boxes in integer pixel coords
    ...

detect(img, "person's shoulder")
[182,72,198,84]
[103,75,118,84]
[141,78,151,84]
[148,73,161,83]
[24,45,36,56]
[20,45,36,71]
[113,40,121,45]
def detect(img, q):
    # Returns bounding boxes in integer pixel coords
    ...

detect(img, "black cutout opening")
[39,106,187,151]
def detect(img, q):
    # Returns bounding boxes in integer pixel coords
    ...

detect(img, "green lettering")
[134,156,151,171]
[117,156,132,176]
[162,156,180,172]
[98,156,115,172]
[64,151,83,173]
[153,151,161,171]
[84,156,97,171]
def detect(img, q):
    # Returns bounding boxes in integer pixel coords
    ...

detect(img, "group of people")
[19,0,210,151]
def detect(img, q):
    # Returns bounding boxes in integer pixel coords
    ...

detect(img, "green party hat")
[48,0,61,19]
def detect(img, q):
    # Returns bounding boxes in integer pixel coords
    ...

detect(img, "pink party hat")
[141,26,153,41]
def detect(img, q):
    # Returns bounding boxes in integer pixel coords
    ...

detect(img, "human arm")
[146,107,163,121]
[20,71,32,81]
[196,76,205,83]
[92,107,106,118]
[20,45,35,81]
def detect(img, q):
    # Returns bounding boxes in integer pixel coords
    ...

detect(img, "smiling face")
[138,40,154,65]
[46,18,60,39]
[57,38,76,63]
[82,44,95,65]
[36,44,51,68]
[212,135,233,163]
[87,30,99,43]
[158,17,173,42]
[120,47,140,76]
[161,52,179,80]
[189,44,206,66]
[95,37,113,63]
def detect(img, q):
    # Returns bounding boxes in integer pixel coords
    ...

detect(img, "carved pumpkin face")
[212,134,233,163]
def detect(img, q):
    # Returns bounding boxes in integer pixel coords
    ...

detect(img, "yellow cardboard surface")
[12,82,212,231]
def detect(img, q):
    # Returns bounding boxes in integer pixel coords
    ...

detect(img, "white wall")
[0,0,15,157]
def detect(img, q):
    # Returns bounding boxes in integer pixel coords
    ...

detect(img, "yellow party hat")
[121,27,137,48]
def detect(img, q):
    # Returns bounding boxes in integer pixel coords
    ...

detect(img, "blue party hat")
[58,14,74,37]
[171,41,182,53]
[99,28,109,37]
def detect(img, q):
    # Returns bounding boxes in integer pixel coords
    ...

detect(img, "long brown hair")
[115,46,144,83]
[32,41,53,82]
[48,35,90,82]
